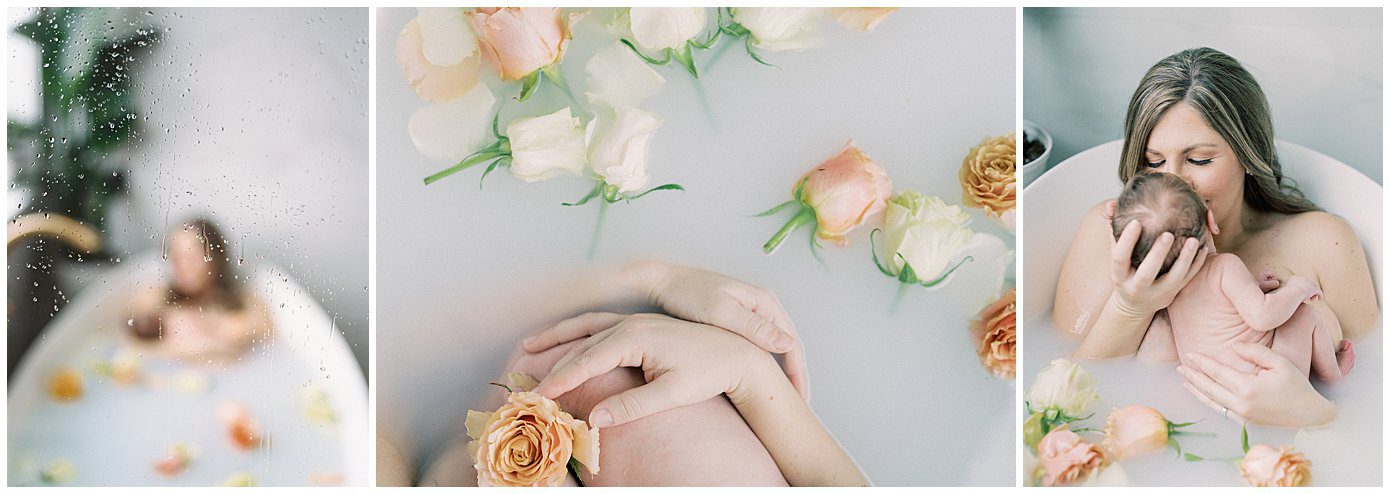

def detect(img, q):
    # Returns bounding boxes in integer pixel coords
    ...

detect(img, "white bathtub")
[7,254,368,486]
[1021,140,1382,486]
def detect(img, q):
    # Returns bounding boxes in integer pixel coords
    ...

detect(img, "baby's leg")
[422,338,788,486]
[1137,310,1179,363]
[1270,304,1348,382]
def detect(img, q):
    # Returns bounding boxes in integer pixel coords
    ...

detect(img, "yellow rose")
[1242,444,1311,487]
[970,289,1016,379]
[466,390,599,486]
[959,133,1016,230]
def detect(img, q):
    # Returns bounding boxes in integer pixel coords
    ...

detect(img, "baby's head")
[1111,172,1210,276]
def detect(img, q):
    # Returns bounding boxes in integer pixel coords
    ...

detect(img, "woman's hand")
[531,312,767,428]
[1177,342,1337,428]
[1109,220,1209,318]
[530,260,810,399]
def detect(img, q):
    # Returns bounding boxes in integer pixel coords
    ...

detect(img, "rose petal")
[407,84,496,163]
[505,372,540,392]
[465,409,492,439]
[416,8,477,66]
[396,18,481,102]
[585,42,667,110]
[570,419,601,474]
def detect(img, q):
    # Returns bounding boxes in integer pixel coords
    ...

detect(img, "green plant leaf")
[743,36,775,67]
[518,70,542,102]
[1241,424,1250,454]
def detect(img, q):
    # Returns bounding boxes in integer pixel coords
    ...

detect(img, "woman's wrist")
[616,259,672,305]
[726,350,793,410]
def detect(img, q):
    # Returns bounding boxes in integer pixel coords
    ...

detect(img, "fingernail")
[772,331,795,352]
[590,409,613,428]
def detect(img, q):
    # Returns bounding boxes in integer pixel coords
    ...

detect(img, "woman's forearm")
[730,355,868,486]
[1074,293,1156,359]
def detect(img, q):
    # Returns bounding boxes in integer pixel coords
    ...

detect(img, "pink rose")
[1036,427,1106,487]
[970,289,1016,379]
[469,7,573,81]
[1242,444,1311,487]
[799,140,893,244]
[1102,405,1171,460]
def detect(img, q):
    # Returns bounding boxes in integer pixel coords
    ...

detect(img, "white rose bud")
[1027,358,1101,418]
[732,7,824,52]
[629,7,707,52]
[506,107,588,183]
[884,191,975,280]
[586,107,661,194]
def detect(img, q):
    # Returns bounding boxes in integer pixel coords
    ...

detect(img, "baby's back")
[1168,253,1275,362]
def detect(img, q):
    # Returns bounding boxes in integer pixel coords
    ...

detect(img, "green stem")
[587,197,609,261]
[424,147,508,185]
[763,206,815,254]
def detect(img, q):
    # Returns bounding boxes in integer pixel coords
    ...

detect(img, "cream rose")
[882,191,974,280]
[1036,427,1106,487]
[1241,444,1311,487]
[1027,358,1100,418]
[506,107,587,183]
[465,391,600,487]
[970,289,1016,379]
[731,7,824,52]
[407,84,497,164]
[629,7,707,52]
[959,133,1017,232]
[585,107,661,194]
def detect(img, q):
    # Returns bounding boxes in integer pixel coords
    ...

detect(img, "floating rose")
[1036,427,1106,487]
[1242,444,1311,487]
[568,106,684,259]
[424,106,587,187]
[970,289,1016,379]
[47,366,83,402]
[622,8,716,78]
[396,11,481,102]
[721,7,824,65]
[1025,358,1100,448]
[1101,405,1201,460]
[469,7,581,102]
[409,84,498,166]
[218,402,263,451]
[960,133,1017,232]
[759,140,892,259]
[869,191,1008,297]
[153,443,193,477]
[465,374,600,487]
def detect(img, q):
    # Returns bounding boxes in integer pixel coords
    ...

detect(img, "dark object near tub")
[1023,131,1046,165]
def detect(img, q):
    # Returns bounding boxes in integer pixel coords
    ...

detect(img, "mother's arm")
[1293,211,1379,341]
[1053,201,1206,358]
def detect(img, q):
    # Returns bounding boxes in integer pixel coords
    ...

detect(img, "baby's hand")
[1285,275,1323,303]
[1255,270,1281,293]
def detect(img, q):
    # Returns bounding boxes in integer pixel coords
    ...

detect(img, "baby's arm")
[1220,256,1323,332]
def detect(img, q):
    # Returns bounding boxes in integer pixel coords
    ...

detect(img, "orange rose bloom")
[466,391,599,487]
[959,133,1016,223]
[971,289,1016,379]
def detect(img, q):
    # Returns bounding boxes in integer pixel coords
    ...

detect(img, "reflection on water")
[1023,312,1382,486]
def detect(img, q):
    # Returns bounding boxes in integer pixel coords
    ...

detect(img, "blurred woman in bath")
[127,218,272,362]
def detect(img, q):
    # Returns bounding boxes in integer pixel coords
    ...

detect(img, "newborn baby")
[1112,172,1351,382]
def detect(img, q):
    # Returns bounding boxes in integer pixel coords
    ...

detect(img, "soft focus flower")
[1023,412,1046,451]
[1241,444,1311,487]
[1102,406,1170,460]
[408,84,497,163]
[799,140,893,244]
[629,7,707,51]
[39,459,76,485]
[882,191,974,279]
[218,402,263,451]
[396,16,481,102]
[1027,358,1099,418]
[47,366,83,402]
[153,443,192,477]
[970,289,1016,379]
[466,390,600,487]
[731,8,824,52]
[1036,427,1106,487]
[586,107,662,194]
[960,133,1017,231]
[303,387,337,425]
[584,42,667,110]
[827,7,897,32]
[506,107,588,183]
[469,7,574,81]
[221,472,257,487]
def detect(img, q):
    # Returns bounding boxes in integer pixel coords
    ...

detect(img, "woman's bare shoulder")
[1271,211,1363,252]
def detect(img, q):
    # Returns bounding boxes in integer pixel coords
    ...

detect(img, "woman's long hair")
[164,217,244,311]
[1119,47,1317,214]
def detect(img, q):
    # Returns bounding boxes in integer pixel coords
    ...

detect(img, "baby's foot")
[1256,270,1281,292]
[1336,339,1355,376]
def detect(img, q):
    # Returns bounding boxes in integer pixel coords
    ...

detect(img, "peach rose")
[1242,444,1311,487]
[1102,405,1171,460]
[217,402,263,451]
[396,17,481,102]
[469,7,574,81]
[466,390,599,487]
[762,140,892,253]
[1036,427,1106,487]
[970,289,1016,379]
[959,133,1016,230]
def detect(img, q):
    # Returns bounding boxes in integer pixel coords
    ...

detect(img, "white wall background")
[6,8,370,371]
[1023,7,1382,183]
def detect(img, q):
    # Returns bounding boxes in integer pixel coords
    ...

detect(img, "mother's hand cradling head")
[525,260,810,399]
[1109,219,1208,318]
[528,312,773,429]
